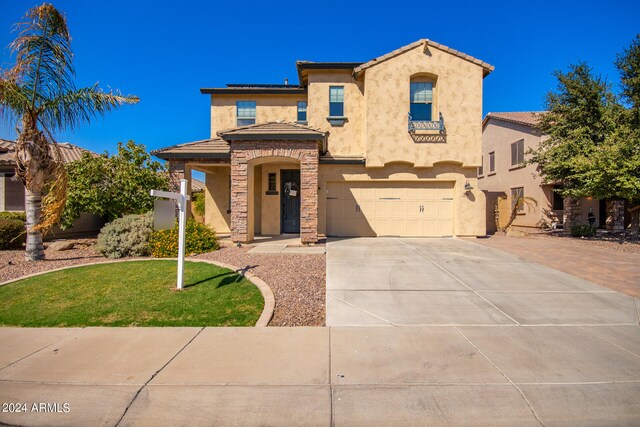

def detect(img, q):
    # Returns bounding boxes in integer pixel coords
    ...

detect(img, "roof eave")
[220,134,326,142]
[152,152,230,160]
[200,88,307,95]
[353,39,494,78]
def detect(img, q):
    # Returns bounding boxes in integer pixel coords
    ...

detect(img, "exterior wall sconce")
[464,181,473,191]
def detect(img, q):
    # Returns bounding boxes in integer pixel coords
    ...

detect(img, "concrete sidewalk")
[1,326,639,426]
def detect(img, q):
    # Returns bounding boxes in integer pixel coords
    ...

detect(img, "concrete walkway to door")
[326,237,640,326]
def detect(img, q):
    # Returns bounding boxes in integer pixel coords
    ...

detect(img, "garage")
[326,181,454,237]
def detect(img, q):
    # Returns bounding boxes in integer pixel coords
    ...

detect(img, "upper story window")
[511,139,525,167]
[236,101,256,126]
[489,151,496,174]
[297,101,307,123]
[329,86,344,117]
[409,82,433,121]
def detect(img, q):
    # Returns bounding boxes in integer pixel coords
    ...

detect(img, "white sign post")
[151,179,189,290]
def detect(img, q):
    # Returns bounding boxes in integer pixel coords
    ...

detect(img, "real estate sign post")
[151,179,188,290]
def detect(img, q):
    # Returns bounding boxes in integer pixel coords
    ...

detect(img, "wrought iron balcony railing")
[408,112,446,134]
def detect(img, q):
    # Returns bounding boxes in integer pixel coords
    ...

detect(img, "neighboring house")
[480,112,605,233]
[0,138,103,237]
[153,39,493,243]
[191,178,205,193]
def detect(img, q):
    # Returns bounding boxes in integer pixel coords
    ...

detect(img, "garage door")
[326,181,454,237]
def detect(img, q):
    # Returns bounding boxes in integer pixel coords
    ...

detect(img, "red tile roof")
[0,139,96,167]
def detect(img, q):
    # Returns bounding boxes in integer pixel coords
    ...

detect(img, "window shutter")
[518,140,524,164]
[511,142,517,166]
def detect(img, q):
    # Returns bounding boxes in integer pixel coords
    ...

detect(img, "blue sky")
[1,0,639,161]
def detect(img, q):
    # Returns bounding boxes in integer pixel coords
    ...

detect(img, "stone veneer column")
[230,149,249,243]
[563,197,581,230]
[606,199,625,231]
[167,160,192,218]
[300,150,319,244]
[229,140,319,244]
[168,161,185,192]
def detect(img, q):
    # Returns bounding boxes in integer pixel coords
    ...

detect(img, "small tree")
[0,4,138,260]
[61,141,169,228]
[497,195,537,232]
[530,52,640,230]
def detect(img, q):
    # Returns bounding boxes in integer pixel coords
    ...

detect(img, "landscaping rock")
[47,241,76,251]
[506,228,527,238]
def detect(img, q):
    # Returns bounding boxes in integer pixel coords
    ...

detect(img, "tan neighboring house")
[153,39,493,243]
[0,138,103,237]
[479,112,605,233]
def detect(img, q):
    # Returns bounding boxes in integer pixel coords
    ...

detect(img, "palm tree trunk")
[25,189,45,260]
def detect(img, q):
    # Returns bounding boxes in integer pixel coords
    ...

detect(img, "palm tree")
[0,3,138,260]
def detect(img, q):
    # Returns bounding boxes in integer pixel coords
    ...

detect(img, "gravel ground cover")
[531,231,640,254]
[193,245,325,326]
[0,239,326,327]
[0,239,103,284]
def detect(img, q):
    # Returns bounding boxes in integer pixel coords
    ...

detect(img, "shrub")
[149,219,218,258]
[192,192,205,216]
[570,224,597,238]
[96,212,154,258]
[0,211,26,222]
[0,219,26,250]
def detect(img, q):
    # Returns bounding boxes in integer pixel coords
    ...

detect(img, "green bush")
[0,211,26,222]
[96,212,154,258]
[192,192,205,216]
[0,219,25,250]
[570,224,597,238]
[149,219,218,258]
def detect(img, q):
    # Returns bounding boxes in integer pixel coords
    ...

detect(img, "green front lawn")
[0,261,264,327]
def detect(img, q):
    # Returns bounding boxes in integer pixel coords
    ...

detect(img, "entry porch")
[152,122,327,244]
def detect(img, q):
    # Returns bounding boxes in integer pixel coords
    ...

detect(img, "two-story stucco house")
[153,39,493,244]
[480,112,606,233]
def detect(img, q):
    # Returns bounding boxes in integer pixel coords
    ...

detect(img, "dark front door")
[281,169,301,233]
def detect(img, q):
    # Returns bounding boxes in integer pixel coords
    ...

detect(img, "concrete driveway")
[1,238,639,425]
[326,237,639,326]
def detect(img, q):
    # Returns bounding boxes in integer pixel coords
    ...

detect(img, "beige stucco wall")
[306,71,366,157]
[363,44,484,167]
[318,163,485,237]
[479,120,603,231]
[210,94,307,137]
[204,162,485,237]
[480,120,549,229]
[204,166,231,234]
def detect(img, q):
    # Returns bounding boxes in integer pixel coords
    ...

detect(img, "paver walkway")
[470,235,640,297]
[1,326,640,426]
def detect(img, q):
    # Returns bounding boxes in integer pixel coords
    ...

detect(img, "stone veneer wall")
[230,141,319,244]
[168,161,186,192]
[563,197,581,230]
[606,199,625,231]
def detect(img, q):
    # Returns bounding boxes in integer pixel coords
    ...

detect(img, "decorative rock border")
[0,257,275,327]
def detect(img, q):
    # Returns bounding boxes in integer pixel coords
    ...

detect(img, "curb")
[0,257,275,327]
[185,258,275,327]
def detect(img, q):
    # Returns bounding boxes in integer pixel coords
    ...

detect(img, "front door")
[281,169,301,233]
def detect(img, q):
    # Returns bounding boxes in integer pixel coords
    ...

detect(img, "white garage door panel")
[326,181,454,237]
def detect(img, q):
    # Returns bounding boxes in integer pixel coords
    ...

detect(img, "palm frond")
[37,84,139,131]
[0,75,32,125]
[9,3,74,108]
